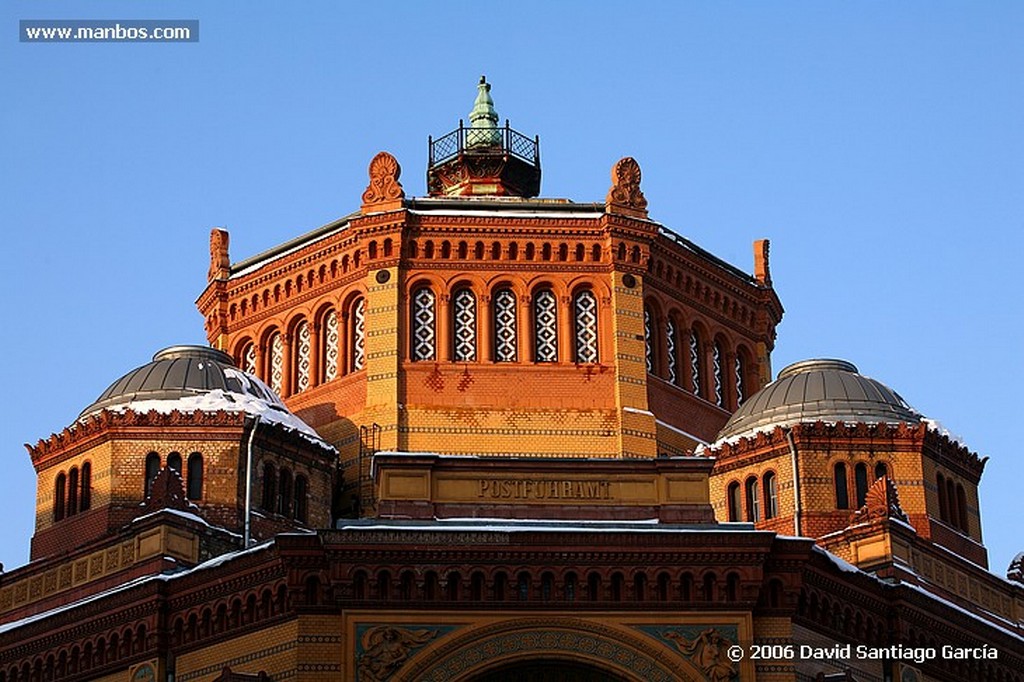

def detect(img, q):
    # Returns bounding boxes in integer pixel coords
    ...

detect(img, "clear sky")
[1,2,1021,575]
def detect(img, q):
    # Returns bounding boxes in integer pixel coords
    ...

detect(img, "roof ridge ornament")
[361,151,405,214]
[605,157,649,219]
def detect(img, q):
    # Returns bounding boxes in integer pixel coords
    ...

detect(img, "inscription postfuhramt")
[477,479,613,501]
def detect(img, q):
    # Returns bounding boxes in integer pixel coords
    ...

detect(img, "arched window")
[936,473,949,522]
[351,297,366,371]
[54,473,66,522]
[145,452,161,498]
[268,331,284,394]
[874,462,888,481]
[573,290,598,363]
[727,481,741,522]
[854,463,869,508]
[452,288,477,362]
[241,341,257,375]
[956,483,968,532]
[278,468,293,517]
[763,471,778,520]
[321,309,339,382]
[261,463,276,511]
[946,477,957,527]
[643,305,654,373]
[517,573,530,601]
[411,287,436,361]
[293,320,311,392]
[834,463,849,509]
[80,462,91,512]
[167,452,182,477]
[67,467,79,516]
[533,289,558,362]
[665,317,679,384]
[493,288,518,362]
[745,476,760,522]
[689,329,702,395]
[294,475,308,524]
[186,453,203,500]
[713,341,725,407]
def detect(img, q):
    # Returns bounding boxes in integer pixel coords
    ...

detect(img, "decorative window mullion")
[412,288,437,361]
[533,290,558,362]
[665,318,677,384]
[493,289,518,362]
[573,290,598,363]
[452,289,477,362]
[352,298,366,370]
[322,310,339,381]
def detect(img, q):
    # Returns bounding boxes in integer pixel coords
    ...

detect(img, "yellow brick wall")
[175,620,298,682]
[612,272,657,458]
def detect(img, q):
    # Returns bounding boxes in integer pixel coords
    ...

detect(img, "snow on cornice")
[699,418,969,457]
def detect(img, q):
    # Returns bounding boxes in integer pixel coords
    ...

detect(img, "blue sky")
[1,2,1021,575]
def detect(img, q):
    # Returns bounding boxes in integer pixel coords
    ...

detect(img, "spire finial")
[468,76,500,146]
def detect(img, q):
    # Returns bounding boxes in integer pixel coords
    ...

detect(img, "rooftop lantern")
[427,76,541,197]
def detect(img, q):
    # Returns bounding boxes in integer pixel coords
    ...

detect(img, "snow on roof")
[0,542,274,635]
[900,581,1024,643]
[104,387,333,450]
[702,417,965,454]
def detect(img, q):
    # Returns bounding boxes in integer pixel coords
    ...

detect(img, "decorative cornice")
[29,409,247,462]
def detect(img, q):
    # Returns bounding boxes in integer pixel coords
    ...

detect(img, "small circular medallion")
[622,274,637,288]
[375,270,391,284]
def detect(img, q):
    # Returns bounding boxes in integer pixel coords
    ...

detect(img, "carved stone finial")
[753,239,771,285]
[208,228,231,282]
[605,157,648,218]
[361,151,405,214]
[850,477,909,525]
[141,466,195,514]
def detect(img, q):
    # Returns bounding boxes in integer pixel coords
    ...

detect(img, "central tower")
[426,76,542,197]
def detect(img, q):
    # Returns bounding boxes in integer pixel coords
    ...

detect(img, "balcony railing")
[429,120,539,168]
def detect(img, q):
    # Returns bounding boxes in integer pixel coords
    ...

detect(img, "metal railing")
[429,120,539,168]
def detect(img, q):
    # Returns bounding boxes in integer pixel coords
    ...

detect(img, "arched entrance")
[468,658,628,682]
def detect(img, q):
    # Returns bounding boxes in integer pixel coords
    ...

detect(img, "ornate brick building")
[0,79,1020,682]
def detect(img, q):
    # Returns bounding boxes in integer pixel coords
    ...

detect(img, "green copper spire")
[467,75,501,147]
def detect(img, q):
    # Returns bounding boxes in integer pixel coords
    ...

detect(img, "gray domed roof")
[80,345,283,418]
[715,359,919,442]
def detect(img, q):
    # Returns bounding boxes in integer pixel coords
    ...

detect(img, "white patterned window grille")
[351,298,366,370]
[269,332,283,395]
[322,310,339,381]
[452,289,477,362]
[411,288,436,361]
[665,318,677,384]
[493,288,517,362]
[573,290,598,363]
[643,306,654,374]
[533,290,558,362]
[735,355,744,405]
[713,342,724,407]
[294,321,311,392]
[689,330,701,395]
[243,343,257,375]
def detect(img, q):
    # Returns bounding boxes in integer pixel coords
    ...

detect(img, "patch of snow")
[97,388,333,450]
[900,582,1024,642]
[654,418,710,447]
[623,407,654,416]
[0,542,274,634]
